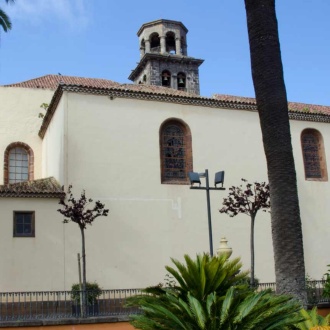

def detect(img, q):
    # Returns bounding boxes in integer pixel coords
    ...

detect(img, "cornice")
[128,53,204,81]
[39,84,330,139]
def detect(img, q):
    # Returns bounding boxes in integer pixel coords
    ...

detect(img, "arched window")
[160,119,193,184]
[166,31,176,54]
[150,33,160,53]
[301,129,327,181]
[177,72,186,91]
[161,70,171,87]
[4,142,34,184]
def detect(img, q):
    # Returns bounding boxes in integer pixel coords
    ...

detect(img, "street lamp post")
[188,169,225,256]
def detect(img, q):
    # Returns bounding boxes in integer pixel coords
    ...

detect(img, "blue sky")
[0,0,329,105]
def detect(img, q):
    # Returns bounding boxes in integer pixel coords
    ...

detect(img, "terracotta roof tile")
[213,94,330,115]
[3,74,203,98]
[0,177,65,198]
[3,74,120,90]
[112,83,204,97]
[4,75,330,116]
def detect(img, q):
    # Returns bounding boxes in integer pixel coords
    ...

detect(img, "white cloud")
[6,0,90,31]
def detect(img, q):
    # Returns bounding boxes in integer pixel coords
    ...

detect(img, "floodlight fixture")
[214,171,225,187]
[188,172,201,186]
[188,169,226,256]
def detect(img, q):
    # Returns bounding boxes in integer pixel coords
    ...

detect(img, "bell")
[178,78,184,85]
[163,76,168,81]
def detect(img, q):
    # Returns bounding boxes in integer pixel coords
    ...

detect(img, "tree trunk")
[250,214,256,288]
[80,226,87,316]
[244,0,306,304]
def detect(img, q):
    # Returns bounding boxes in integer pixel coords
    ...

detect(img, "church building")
[0,19,329,292]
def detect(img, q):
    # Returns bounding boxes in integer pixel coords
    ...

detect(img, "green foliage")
[291,307,330,329]
[323,264,330,298]
[305,274,318,306]
[164,254,248,300]
[38,103,49,119]
[127,254,304,330]
[71,282,102,305]
[239,276,260,290]
[0,0,15,33]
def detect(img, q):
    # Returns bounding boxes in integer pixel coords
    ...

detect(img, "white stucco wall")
[49,92,330,290]
[291,120,330,280]
[0,198,65,291]
[1,88,329,292]
[42,94,67,184]
[61,93,329,288]
[0,87,53,183]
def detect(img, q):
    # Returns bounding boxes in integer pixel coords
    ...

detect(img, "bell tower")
[128,19,204,95]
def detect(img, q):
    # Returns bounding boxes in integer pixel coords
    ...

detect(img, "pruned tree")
[57,185,109,315]
[220,179,270,287]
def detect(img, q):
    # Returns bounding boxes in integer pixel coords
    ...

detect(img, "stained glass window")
[160,120,192,183]
[301,129,327,180]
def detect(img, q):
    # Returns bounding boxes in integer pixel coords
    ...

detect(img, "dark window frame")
[13,211,35,237]
[177,72,186,91]
[301,129,328,181]
[159,119,193,185]
[161,70,171,87]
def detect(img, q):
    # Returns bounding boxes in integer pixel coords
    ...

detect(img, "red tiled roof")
[0,177,64,198]
[111,83,203,97]
[4,75,330,116]
[3,74,201,97]
[3,74,120,90]
[213,94,330,115]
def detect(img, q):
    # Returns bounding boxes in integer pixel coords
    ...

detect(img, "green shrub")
[323,265,330,298]
[292,307,330,329]
[127,254,304,330]
[71,282,102,305]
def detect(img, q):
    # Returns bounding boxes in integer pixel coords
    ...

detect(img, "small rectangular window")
[13,212,35,237]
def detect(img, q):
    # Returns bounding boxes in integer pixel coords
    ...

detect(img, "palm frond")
[127,254,306,330]
[0,8,12,32]
[219,286,236,326]
[187,292,206,329]
[294,307,330,329]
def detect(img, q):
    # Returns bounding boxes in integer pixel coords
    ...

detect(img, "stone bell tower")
[128,19,204,95]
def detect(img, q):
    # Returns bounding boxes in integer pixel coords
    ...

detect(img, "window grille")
[4,142,34,184]
[9,147,29,183]
[13,211,35,237]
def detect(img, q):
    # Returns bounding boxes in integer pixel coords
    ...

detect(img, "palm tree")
[127,254,304,329]
[244,0,306,304]
[0,0,14,32]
